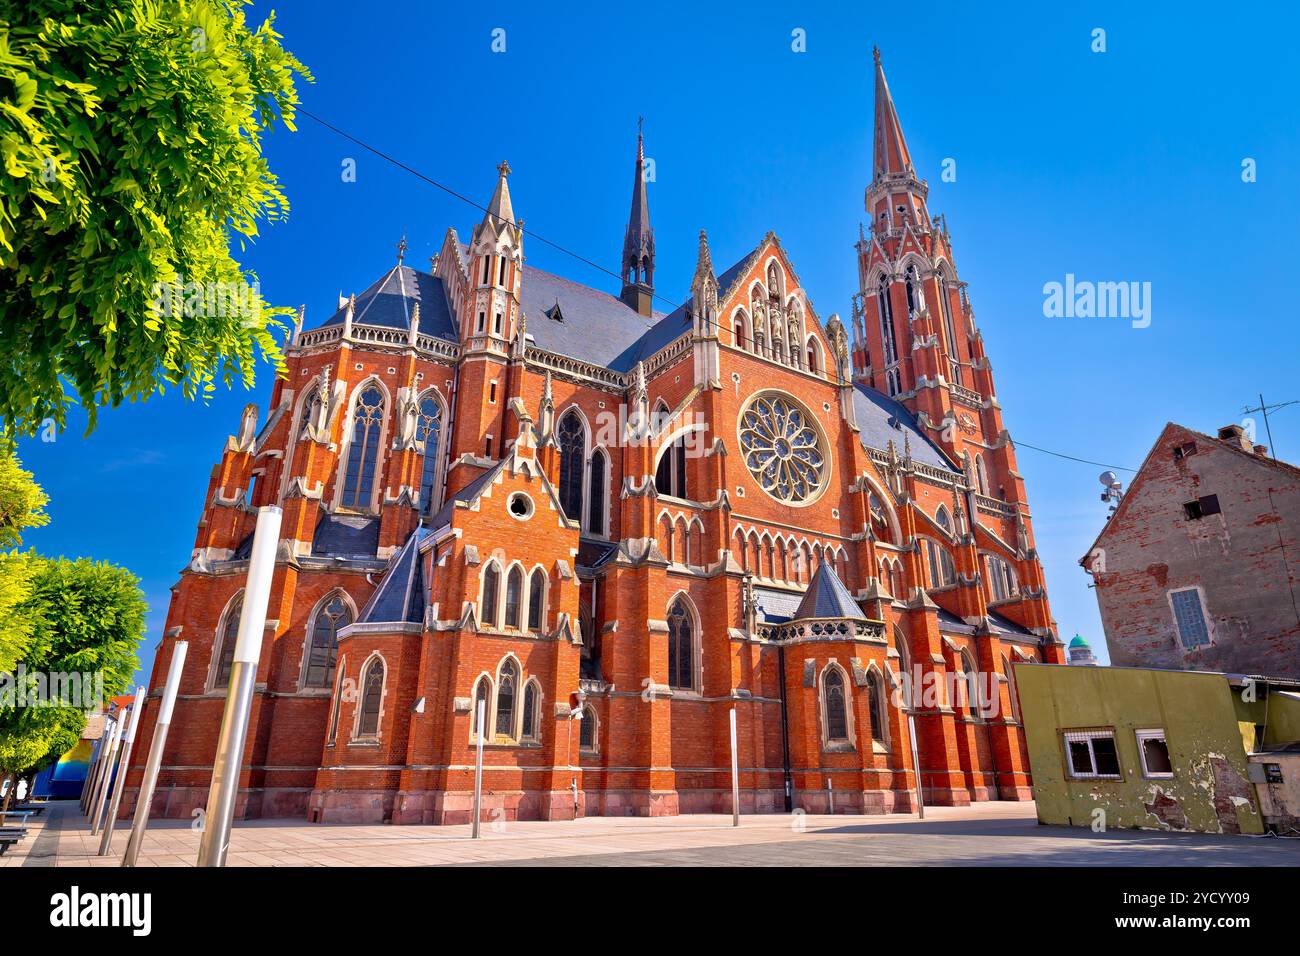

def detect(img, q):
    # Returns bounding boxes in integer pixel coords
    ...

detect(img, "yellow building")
[1014,663,1300,835]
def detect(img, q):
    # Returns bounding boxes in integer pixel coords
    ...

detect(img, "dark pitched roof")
[317,265,457,342]
[520,266,662,371]
[793,562,866,620]
[312,514,380,559]
[937,608,1035,638]
[753,586,803,625]
[853,384,958,473]
[426,458,510,529]
[356,527,429,625]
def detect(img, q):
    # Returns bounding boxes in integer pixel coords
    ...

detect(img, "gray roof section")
[853,384,958,473]
[937,608,1035,638]
[754,586,803,625]
[317,265,458,342]
[793,562,867,620]
[427,458,509,529]
[520,266,663,371]
[312,514,380,559]
[357,526,429,625]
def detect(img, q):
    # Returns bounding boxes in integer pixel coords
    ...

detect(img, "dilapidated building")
[1082,422,1300,677]
[1016,662,1300,835]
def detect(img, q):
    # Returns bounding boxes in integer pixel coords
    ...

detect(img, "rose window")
[739,394,826,503]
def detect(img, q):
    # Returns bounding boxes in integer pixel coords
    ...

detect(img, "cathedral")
[123,51,1063,825]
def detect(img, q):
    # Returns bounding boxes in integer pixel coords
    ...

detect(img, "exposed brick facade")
[1083,422,1300,677]
[119,52,1061,825]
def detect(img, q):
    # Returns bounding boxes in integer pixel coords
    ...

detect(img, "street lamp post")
[196,507,282,867]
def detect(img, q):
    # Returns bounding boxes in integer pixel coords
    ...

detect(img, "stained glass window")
[304,594,352,688]
[739,394,825,504]
[342,386,385,509]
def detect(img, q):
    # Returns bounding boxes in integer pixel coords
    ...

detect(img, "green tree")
[0,453,47,670]
[0,555,145,802]
[0,0,310,442]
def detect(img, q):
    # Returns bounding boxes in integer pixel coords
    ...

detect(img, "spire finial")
[396,232,407,264]
[873,45,881,65]
[497,160,511,178]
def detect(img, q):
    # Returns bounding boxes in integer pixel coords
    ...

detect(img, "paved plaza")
[5,800,1299,867]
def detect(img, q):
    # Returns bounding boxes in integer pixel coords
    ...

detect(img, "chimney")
[1253,444,1269,457]
[1216,424,1254,453]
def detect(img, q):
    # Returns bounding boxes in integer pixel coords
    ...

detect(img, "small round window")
[508,492,534,520]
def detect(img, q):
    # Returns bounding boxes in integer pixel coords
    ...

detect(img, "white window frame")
[1135,728,1174,778]
[1063,729,1121,780]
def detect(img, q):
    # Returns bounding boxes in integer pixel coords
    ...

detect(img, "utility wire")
[296,106,1141,478]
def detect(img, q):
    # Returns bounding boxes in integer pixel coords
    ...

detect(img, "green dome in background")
[1068,634,1090,648]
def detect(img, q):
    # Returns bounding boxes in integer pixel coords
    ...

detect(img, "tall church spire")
[620,118,655,317]
[486,160,515,226]
[871,47,914,182]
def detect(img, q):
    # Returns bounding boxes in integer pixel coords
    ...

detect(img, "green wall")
[1015,664,1264,835]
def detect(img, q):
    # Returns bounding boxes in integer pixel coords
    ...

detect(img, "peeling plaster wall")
[1089,426,1300,677]
[1016,664,1265,835]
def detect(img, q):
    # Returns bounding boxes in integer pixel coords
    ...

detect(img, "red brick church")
[124,50,1063,825]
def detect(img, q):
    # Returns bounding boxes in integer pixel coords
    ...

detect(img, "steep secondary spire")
[620,118,655,317]
[486,160,515,225]
[872,47,914,183]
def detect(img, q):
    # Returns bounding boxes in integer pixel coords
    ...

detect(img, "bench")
[0,826,26,856]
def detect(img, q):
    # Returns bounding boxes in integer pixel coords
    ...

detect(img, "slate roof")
[520,266,663,371]
[356,526,429,625]
[753,586,803,625]
[793,562,867,620]
[426,458,510,529]
[936,608,1035,638]
[312,514,380,559]
[317,265,458,342]
[852,384,958,473]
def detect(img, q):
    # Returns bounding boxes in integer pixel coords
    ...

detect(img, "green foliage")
[0,0,310,442]
[0,555,145,776]
[0,452,49,547]
[0,452,46,671]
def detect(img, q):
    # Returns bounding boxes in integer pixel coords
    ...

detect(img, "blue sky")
[16,1,1300,682]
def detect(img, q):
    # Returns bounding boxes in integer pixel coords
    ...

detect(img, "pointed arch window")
[734,313,747,349]
[867,670,886,742]
[904,264,920,316]
[578,705,597,751]
[481,562,500,628]
[557,410,586,522]
[504,566,523,629]
[655,435,689,499]
[327,655,346,745]
[496,658,518,738]
[304,593,352,689]
[527,568,546,631]
[987,555,1018,602]
[417,394,443,514]
[938,273,961,384]
[1003,654,1021,720]
[342,385,385,510]
[213,595,242,689]
[472,676,492,738]
[823,668,849,742]
[922,538,956,588]
[935,505,953,535]
[960,649,980,716]
[667,597,695,690]
[521,681,541,742]
[356,657,385,738]
[588,448,607,536]
[974,454,989,496]
[877,273,900,395]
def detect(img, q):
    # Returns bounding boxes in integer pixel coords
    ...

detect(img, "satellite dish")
[1098,471,1117,488]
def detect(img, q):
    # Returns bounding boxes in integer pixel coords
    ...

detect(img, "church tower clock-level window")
[342,386,385,510]
[877,273,900,395]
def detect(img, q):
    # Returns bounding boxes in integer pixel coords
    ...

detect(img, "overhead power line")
[295,106,1141,479]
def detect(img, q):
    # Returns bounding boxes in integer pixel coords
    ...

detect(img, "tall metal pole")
[907,710,926,820]
[88,714,124,832]
[1260,394,1278,461]
[471,697,485,839]
[123,642,187,866]
[84,715,119,815]
[98,686,144,854]
[729,707,740,827]
[197,507,281,867]
[81,716,114,814]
